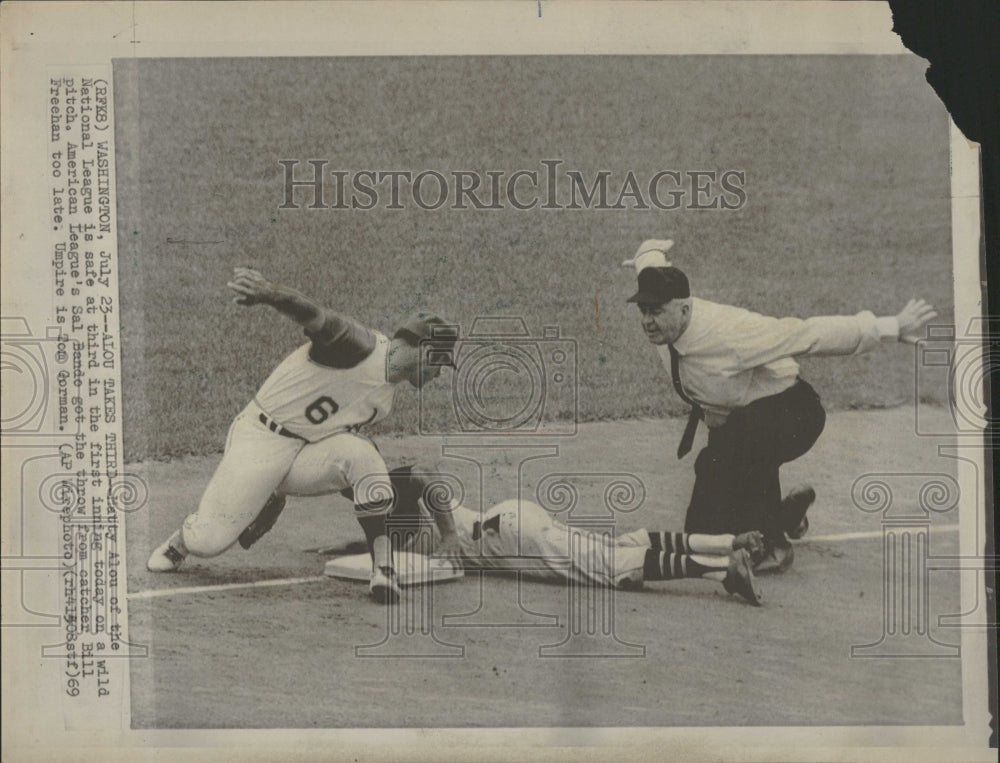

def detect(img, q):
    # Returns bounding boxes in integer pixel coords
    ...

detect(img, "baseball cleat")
[781,485,816,540]
[723,548,763,606]
[754,537,795,574]
[369,565,401,604]
[147,530,187,572]
[238,492,287,550]
[732,530,765,563]
[787,515,809,541]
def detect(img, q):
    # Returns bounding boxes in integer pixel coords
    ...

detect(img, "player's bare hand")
[896,298,938,344]
[227,267,275,306]
[434,531,462,564]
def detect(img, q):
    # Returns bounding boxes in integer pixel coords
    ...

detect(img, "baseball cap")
[626,266,690,305]
[395,311,459,368]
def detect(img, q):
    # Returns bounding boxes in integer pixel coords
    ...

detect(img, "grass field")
[113,55,953,460]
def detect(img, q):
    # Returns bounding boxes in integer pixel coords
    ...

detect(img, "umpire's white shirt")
[662,297,899,427]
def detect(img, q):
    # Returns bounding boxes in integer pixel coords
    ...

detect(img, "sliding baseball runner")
[381,464,764,605]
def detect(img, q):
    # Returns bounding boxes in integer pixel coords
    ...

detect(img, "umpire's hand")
[895,298,938,344]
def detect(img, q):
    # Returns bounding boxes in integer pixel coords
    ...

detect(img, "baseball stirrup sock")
[173,528,190,556]
[356,511,393,569]
[647,531,734,556]
[643,550,729,581]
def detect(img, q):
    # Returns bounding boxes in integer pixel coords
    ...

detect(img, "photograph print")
[111,49,972,733]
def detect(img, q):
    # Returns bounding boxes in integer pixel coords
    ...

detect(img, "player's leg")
[603,527,760,603]
[457,502,762,604]
[147,408,304,570]
[558,522,763,604]
[640,545,761,603]
[643,548,749,582]
[642,529,764,558]
[237,445,423,552]
[279,433,401,603]
[237,492,288,550]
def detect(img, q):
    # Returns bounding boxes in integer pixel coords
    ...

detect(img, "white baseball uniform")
[181,311,401,557]
[414,498,740,589]
[443,499,647,588]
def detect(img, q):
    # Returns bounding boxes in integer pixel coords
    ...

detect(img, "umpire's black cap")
[394,312,459,368]
[627,266,691,305]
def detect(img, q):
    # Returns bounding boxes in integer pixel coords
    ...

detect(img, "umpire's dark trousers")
[683,379,826,539]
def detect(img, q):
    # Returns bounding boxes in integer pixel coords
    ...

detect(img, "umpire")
[624,239,938,570]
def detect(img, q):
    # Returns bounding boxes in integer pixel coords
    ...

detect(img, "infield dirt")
[126,407,964,729]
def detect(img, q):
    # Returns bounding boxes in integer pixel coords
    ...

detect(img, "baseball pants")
[683,379,826,538]
[464,501,650,589]
[181,403,390,557]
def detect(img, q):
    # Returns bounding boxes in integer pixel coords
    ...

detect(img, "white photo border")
[0,2,991,760]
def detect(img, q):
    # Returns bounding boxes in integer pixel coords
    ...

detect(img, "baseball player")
[146,267,458,604]
[623,239,938,571]
[386,464,764,605]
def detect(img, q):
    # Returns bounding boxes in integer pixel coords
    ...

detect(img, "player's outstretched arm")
[226,267,324,330]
